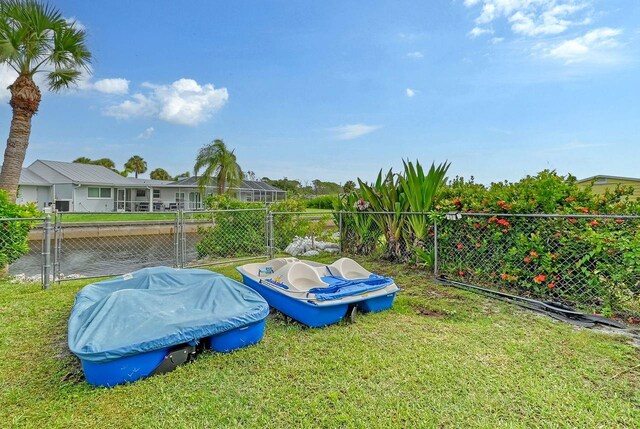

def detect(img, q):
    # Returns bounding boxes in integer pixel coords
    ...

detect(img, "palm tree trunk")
[0,74,41,203]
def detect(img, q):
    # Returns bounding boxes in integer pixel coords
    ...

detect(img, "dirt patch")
[413,305,447,317]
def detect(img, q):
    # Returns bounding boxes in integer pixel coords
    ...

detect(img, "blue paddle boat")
[68,266,269,387]
[237,258,399,327]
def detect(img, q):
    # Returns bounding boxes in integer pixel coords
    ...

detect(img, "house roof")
[15,160,285,192]
[18,168,49,186]
[576,175,640,184]
[34,160,135,186]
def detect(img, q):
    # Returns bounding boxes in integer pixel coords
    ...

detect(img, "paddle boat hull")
[237,258,399,328]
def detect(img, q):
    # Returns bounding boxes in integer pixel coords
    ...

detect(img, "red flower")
[458,271,465,276]
[473,222,481,229]
[533,274,547,284]
[475,243,482,248]
[500,273,508,280]
[589,220,598,227]
[553,233,561,238]
[579,207,589,213]
[497,219,510,227]
[550,253,558,259]
[456,243,464,249]
[568,218,577,224]
[548,283,555,289]
[565,197,576,202]
[523,257,532,263]
[615,219,624,224]
[529,250,539,258]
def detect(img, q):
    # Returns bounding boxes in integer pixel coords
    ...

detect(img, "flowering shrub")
[437,214,640,315]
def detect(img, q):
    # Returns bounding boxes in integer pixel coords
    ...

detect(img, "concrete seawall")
[28,220,211,240]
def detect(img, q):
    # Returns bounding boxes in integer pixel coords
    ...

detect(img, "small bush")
[305,195,339,210]
[196,195,265,258]
[269,199,309,251]
[0,190,40,270]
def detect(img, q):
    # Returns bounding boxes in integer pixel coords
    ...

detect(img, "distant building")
[12,160,286,212]
[576,175,640,199]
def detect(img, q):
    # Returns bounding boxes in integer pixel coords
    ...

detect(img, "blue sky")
[1,0,639,185]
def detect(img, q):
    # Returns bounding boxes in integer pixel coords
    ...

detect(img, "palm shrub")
[0,1,91,201]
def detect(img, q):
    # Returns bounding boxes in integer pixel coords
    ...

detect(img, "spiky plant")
[358,169,409,261]
[400,160,450,247]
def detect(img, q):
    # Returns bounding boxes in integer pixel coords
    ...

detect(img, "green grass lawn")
[1,257,638,428]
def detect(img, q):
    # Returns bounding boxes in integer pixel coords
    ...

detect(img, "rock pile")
[284,236,340,257]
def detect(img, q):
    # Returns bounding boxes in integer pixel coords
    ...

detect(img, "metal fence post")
[180,210,186,268]
[268,211,274,259]
[433,219,438,276]
[42,215,51,289]
[174,211,181,268]
[52,212,60,283]
[338,211,343,254]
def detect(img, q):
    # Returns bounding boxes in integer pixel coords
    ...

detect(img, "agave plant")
[358,169,409,261]
[400,160,450,247]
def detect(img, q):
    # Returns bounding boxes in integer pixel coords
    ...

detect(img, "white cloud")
[491,37,505,44]
[0,64,16,101]
[406,51,424,59]
[93,78,129,95]
[329,123,381,140]
[104,78,229,126]
[547,27,622,63]
[137,127,155,139]
[64,17,86,31]
[465,0,591,37]
[405,88,416,97]
[469,26,492,38]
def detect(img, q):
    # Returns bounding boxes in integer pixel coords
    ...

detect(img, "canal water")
[10,233,199,279]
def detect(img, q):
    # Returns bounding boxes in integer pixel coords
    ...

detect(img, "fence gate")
[53,212,181,280]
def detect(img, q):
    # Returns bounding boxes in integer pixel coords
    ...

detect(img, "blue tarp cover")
[68,267,269,363]
[311,275,395,301]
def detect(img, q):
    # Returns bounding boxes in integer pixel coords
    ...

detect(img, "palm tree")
[0,1,91,202]
[124,155,147,178]
[150,168,171,180]
[73,157,92,164]
[194,139,242,195]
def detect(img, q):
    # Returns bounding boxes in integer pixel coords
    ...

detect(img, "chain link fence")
[4,216,49,285]
[53,212,180,280]
[3,209,639,318]
[270,211,340,257]
[180,209,269,268]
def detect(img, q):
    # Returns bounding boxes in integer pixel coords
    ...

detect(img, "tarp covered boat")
[68,266,269,387]
[237,258,399,327]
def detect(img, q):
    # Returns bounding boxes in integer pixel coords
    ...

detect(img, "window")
[153,189,161,199]
[88,187,112,198]
[176,192,185,202]
[136,189,146,197]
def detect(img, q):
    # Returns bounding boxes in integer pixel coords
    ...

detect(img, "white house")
[14,160,286,212]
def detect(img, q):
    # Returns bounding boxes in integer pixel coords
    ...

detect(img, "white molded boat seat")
[328,258,372,280]
[267,258,297,272]
[286,262,328,291]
